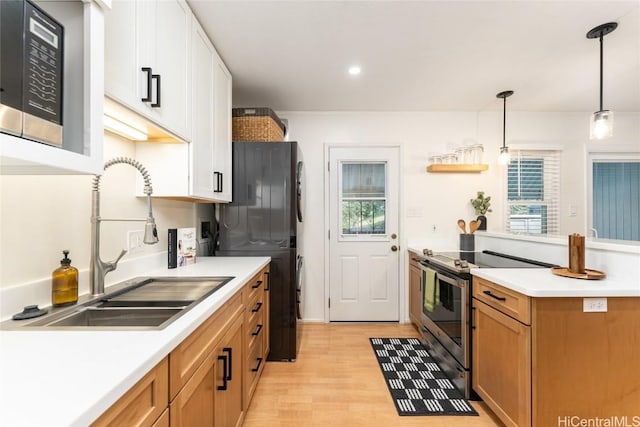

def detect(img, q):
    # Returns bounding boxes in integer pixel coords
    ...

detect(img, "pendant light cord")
[599,34,604,111]
[502,96,507,149]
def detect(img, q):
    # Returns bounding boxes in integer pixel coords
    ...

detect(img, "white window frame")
[503,146,562,236]
[586,144,640,240]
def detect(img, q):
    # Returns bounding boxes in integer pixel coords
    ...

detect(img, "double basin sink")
[7,276,234,330]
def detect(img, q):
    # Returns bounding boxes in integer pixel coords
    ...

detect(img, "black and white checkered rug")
[370,337,478,416]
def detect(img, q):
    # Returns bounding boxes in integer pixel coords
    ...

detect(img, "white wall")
[0,133,197,308]
[280,110,640,321]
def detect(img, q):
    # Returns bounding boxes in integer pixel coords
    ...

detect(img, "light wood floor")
[243,323,503,426]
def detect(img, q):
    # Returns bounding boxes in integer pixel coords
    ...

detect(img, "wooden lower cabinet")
[94,264,270,427]
[170,350,216,426]
[214,315,244,427]
[472,298,531,427]
[408,253,422,327]
[472,277,640,426]
[91,357,169,427]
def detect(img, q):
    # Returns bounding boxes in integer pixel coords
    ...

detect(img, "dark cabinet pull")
[252,280,263,289]
[252,324,263,336]
[141,67,152,102]
[223,347,232,381]
[217,355,227,390]
[214,172,223,193]
[264,272,270,291]
[252,302,263,313]
[483,290,507,301]
[251,357,263,372]
[151,74,161,107]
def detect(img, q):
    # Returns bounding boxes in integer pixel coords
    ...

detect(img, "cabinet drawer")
[245,335,264,403]
[170,291,243,399]
[92,357,169,427]
[246,286,264,324]
[473,277,531,325]
[246,271,265,302]
[246,307,264,351]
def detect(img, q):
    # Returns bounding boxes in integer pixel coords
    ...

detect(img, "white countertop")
[470,268,640,297]
[407,244,639,297]
[0,257,270,427]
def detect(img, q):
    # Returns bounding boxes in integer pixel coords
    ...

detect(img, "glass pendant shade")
[498,146,510,165]
[590,110,614,140]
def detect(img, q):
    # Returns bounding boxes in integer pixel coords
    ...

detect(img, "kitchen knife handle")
[223,347,232,381]
[151,74,161,107]
[483,290,507,301]
[217,355,228,390]
[141,67,152,102]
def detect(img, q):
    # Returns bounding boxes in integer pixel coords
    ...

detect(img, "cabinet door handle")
[217,355,228,390]
[252,280,263,289]
[252,302,263,313]
[141,67,152,102]
[252,324,263,336]
[214,172,223,193]
[264,272,270,291]
[151,74,161,107]
[483,290,507,301]
[251,357,263,372]
[223,347,232,381]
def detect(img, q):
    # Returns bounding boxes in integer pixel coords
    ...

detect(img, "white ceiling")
[188,1,640,113]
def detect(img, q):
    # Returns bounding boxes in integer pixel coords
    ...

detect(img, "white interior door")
[328,146,400,321]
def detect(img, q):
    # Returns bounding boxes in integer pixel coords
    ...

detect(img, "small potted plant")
[470,191,491,231]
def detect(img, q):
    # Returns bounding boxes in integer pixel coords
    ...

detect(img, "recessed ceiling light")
[348,66,361,76]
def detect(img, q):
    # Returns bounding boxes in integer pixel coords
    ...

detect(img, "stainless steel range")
[418,249,555,399]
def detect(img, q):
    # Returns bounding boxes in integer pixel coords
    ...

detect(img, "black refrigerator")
[217,141,303,361]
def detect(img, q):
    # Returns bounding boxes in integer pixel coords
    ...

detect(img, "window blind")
[504,149,561,235]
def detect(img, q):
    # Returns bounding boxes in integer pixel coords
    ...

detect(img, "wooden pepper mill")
[568,234,586,274]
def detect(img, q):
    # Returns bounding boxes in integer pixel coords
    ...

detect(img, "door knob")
[391,245,398,252]
[391,233,397,239]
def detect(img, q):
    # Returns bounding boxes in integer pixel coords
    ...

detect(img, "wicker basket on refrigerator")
[232,107,286,142]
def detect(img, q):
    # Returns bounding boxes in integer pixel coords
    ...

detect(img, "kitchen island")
[470,268,640,427]
[0,256,270,427]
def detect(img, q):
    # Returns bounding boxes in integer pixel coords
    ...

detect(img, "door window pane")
[341,162,386,235]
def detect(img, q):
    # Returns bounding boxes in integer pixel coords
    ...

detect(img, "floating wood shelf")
[426,164,489,173]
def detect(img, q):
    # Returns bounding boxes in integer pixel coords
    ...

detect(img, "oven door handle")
[419,263,466,289]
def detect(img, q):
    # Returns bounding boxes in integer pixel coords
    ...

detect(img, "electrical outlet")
[583,297,607,312]
[127,230,144,253]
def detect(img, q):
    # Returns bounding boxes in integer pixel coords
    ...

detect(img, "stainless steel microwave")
[0,0,64,146]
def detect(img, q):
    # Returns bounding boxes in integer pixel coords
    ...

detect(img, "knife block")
[568,234,585,274]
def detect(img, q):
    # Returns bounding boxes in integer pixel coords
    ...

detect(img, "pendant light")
[497,90,514,166]
[587,22,617,140]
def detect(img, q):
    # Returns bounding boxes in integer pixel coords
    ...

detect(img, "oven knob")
[423,249,433,256]
[459,260,469,268]
[453,259,461,266]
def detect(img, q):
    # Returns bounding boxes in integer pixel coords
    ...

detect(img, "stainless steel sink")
[30,307,184,328]
[2,276,234,330]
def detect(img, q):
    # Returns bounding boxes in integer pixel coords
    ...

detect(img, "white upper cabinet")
[212,50,233,202]
[104,0,191,141]
[134,13,232,203]
[0,0,105,175]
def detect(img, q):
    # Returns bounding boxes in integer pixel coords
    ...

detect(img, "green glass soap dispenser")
[52,250,78,307]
